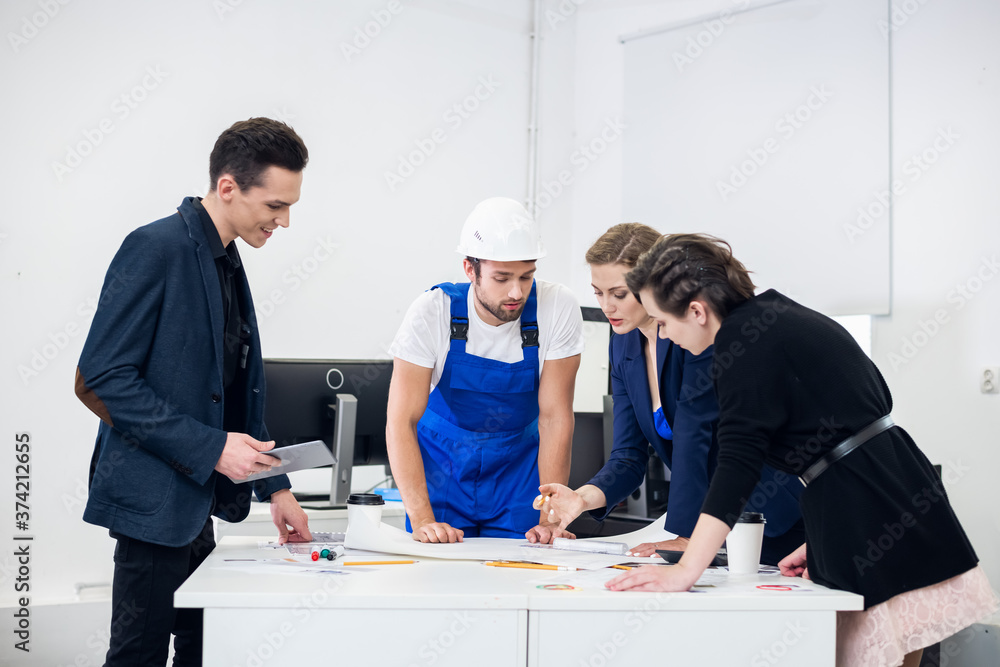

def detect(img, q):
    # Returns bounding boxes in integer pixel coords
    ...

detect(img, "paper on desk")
[343,511,630,567]
[513,547,635,569]
[344,511,523,560]
[258,531,346,551]
[590,512,678,553]
[212,558,351,576]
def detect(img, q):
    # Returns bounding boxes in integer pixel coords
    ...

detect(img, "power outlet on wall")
[980,367,1000,394]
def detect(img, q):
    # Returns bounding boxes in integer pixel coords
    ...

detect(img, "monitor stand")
[295,393,357,511]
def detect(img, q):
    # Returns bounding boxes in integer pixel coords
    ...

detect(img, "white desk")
[176,536,863,666]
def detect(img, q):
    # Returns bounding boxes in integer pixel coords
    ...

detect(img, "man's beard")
[474,283,525,323]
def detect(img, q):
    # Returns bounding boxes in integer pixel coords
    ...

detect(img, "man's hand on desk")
[626,536,690,558]
[524,521,576,544]
[412,520,464,543]
[269,489,312,545]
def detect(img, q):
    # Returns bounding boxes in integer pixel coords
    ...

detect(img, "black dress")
[700,290,978,608]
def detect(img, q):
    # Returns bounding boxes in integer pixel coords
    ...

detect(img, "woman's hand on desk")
[605,562,700,592]
[626,536,690,558]
[778,543,810,580]
[412,520,464,543]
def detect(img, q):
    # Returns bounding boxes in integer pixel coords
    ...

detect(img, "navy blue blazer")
[588,329,802,538]
[76,197,290,547]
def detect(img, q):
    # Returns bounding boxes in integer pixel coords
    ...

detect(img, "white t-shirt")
[389,280,585,390]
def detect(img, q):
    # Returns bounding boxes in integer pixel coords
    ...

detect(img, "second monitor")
[263,358,393,506]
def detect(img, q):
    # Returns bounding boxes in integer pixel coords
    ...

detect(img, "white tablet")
[234,439,334,483]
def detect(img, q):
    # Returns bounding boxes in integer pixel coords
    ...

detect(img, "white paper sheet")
[588,514,677,552]
[344,511,530,560]
[514,547,635,569]
[212,558,352,576]
[343,510,673,568]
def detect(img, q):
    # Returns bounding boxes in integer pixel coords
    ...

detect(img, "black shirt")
[702,290,977,607]
[192,198,248,430]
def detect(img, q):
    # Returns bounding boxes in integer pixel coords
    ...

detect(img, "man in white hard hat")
[387,197,584,542]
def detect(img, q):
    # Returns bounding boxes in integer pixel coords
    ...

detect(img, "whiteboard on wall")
[622,0,890,315]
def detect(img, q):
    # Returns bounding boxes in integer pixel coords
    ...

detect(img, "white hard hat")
[455,197,547,261]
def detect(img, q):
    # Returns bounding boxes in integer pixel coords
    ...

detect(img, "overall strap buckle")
[450,318,469,341]
[520,322,539,348]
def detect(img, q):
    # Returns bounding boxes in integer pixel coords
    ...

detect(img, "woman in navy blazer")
[531,224,805,564]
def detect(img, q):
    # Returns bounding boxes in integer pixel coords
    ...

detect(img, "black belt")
[799,415,895,486]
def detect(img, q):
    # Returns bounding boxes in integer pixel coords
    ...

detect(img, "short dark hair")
[209,117,308,191]
[626,233,755,318]
[466,256,482,280]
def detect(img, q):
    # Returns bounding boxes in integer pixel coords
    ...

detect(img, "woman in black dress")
[604,233,997,667]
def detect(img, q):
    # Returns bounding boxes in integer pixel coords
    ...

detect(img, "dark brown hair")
[209,117,309,191]
[585,223,661,268]
[626,233,755,318]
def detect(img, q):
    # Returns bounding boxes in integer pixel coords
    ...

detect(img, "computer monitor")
[262,358,393,506]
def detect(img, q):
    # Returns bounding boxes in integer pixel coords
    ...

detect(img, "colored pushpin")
[311,551,319,561]
[320,549,330,559]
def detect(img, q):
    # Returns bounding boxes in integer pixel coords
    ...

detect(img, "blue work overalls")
[410,281,542,538]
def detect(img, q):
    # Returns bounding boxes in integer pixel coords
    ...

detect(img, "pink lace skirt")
[836,566,999,667]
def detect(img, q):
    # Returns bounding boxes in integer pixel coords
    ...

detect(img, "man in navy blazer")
[75,118,313,666]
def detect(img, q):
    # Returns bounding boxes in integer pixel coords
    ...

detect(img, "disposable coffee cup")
[726,512,766,575]
[346,493,385,531]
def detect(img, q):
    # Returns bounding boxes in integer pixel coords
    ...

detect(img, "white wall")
[873,0,1000,602]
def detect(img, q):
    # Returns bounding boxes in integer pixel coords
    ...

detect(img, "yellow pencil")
[610,564,632,570]
[341,560,417,566]
[484,561,579,571]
